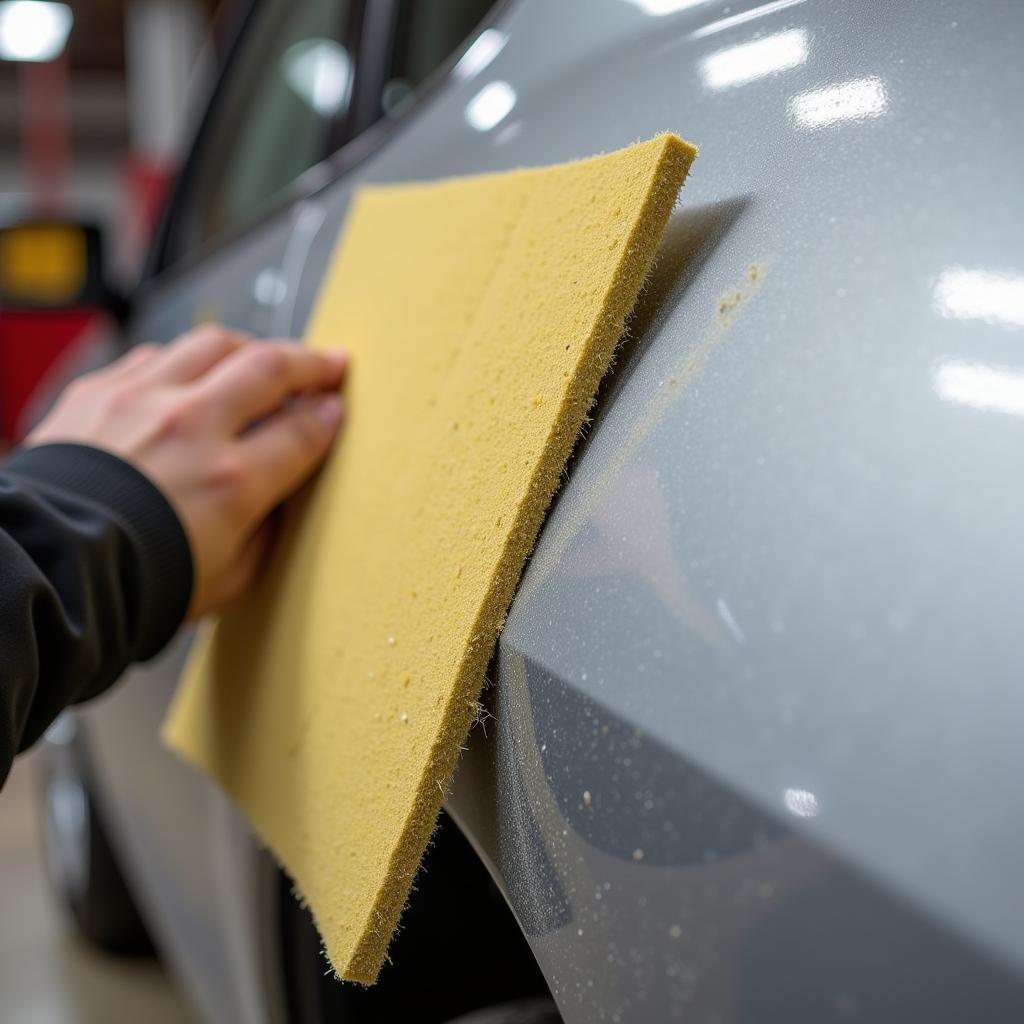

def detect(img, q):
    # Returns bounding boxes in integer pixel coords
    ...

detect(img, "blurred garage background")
[0,2,218,1019]
[0,0,221,454]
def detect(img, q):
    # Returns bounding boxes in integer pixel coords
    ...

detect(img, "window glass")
[166,0,354,262]
[379,0,500,118]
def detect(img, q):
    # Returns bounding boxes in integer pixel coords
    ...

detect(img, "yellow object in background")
[163,133,697,983]
[0,224,87,304]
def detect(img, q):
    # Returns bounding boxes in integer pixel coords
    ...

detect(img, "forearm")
[0,443,192,786]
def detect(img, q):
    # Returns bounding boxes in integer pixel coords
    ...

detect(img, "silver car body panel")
[86,0,1024,1020]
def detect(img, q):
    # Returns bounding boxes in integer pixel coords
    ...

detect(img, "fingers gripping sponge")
[162,134,697,983]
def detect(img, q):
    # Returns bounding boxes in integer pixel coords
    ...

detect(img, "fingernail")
[316,394,343,429]
[327,348,348,368]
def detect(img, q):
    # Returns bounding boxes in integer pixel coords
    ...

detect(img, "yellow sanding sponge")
[162,134,697,983]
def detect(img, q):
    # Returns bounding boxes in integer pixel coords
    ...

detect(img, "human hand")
[27,325,347,618]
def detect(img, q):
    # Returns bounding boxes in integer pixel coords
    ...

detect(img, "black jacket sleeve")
[0,443,193,787]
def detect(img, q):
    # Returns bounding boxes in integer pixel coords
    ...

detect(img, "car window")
[377,0,502,118]
[165,0,356,263]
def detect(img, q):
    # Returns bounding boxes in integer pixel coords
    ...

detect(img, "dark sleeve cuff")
[3,443,194,660]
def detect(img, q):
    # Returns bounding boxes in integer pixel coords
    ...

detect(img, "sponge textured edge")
[349,135,695,981]
[163,133,697,984]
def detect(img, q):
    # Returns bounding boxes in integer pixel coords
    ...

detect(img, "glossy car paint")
[81,0,1024,1021]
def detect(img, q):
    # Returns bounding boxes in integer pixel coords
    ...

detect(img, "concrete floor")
[0,752,196,1024]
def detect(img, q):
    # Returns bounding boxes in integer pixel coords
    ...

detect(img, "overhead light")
[789,77,888,129]
[0,1,72,62]
[933,268,1024,330]
[465,80,516,131]
[700,28,808,90]
[282,38,352,117]
[453,28,507,81]
[619,0,715,15]
[933,360,1024,418]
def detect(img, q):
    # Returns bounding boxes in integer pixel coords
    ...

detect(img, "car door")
[252,2,1024,1022]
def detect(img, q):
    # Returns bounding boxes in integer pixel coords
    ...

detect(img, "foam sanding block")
[162,133,697,983]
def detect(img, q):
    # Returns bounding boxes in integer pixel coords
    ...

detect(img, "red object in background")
[0,309,111,444]
[2,36,174,447]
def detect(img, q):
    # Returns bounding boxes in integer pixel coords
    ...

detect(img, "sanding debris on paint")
[162,133,697,984]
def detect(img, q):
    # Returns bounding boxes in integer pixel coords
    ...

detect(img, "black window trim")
[143,0,366,284]
[136,0,516,304]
